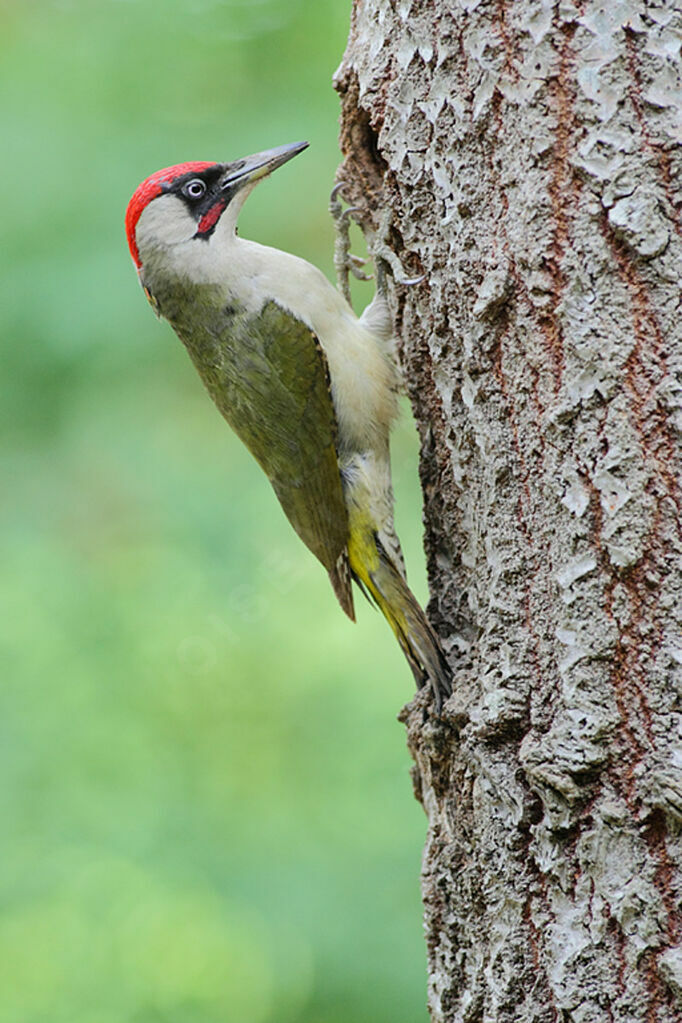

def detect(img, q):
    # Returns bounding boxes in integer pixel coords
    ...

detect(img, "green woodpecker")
[125,141,451,709]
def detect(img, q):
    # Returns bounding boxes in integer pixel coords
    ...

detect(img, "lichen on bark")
[335,2,682,1021]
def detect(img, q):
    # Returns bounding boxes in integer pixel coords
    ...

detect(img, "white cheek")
[136,194,196,258]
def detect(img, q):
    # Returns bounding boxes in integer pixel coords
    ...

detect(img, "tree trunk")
[334,2,682,1021]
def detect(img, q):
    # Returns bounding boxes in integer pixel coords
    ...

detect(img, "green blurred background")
[1,1,432,1020]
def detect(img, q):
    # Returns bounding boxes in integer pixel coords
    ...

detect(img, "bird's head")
[125,140,308,272]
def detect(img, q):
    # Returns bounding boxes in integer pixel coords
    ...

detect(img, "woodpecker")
[125,141,451,709]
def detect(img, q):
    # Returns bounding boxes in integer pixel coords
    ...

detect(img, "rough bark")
[334,2,682,1021]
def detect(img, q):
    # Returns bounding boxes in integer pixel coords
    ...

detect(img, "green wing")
[172,296,353,615]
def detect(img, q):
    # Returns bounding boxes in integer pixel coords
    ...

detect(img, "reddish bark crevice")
[489,324,551,716]
[606,912,628,1000]
[644,809,681,945]
[642,947,679,1023]
[542,16,583,392]
[579,455,659,796]
[494,0,520,81]
[580,224,682,813]
[485,95,565,717]
[605,227,682,529]
[522,896,559,1023]
[624,28,682,238]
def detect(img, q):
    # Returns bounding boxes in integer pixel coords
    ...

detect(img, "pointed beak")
[219,141,309,192]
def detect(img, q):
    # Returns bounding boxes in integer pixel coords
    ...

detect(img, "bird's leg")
[329,181,372,305]
[357,206,426,344]
[369,206,426,291]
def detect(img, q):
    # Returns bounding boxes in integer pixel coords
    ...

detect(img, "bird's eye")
[184,179,206,200]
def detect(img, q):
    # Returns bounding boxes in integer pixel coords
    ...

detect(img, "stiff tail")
[348,524,452,712]
[328,549,355,622]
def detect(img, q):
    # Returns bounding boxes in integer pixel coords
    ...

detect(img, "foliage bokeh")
[1,1,431,1020]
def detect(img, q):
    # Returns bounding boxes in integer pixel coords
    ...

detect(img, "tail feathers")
[352,540,452,712]
[328,549,355,622]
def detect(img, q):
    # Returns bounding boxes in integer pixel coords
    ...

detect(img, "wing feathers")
[173,295,354,615]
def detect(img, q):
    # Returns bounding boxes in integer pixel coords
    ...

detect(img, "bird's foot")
[329,185,426,304]
[370,207,426,299]
[329,181,373,304]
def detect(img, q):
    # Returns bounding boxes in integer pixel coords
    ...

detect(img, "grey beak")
[220,141,309,191]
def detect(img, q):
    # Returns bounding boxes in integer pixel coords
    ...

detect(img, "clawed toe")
[330,182,426,303]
